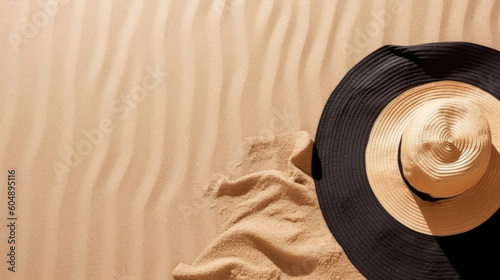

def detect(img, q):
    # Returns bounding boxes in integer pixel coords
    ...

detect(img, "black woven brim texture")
[313,42,500,280]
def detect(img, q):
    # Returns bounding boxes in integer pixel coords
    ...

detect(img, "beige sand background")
[0,0,499,279]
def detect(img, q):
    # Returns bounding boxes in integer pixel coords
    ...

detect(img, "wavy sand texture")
[0,0,499,279]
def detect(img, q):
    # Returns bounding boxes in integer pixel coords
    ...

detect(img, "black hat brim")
[313,42,500,279]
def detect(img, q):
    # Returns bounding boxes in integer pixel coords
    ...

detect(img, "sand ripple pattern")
[0,0,498,279]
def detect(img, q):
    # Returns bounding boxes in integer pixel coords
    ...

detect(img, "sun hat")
[313,42,500,279]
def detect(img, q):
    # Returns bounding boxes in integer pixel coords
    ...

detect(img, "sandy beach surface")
[0,0,499,279]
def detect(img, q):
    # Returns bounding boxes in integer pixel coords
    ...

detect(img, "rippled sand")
[0,0,498,279]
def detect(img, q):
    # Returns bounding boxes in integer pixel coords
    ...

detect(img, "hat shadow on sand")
[311,144,322,181]
[311,143,500,278]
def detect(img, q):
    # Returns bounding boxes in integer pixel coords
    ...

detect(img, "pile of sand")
[173,131,364,279]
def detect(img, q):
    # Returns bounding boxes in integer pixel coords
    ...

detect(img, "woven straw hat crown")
[314,42,500,279]
[400,99,492,198]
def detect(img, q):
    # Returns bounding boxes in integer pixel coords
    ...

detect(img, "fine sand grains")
[173,132,365,279]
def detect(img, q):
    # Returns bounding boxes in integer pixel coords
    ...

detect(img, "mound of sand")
[173,132,364,279]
